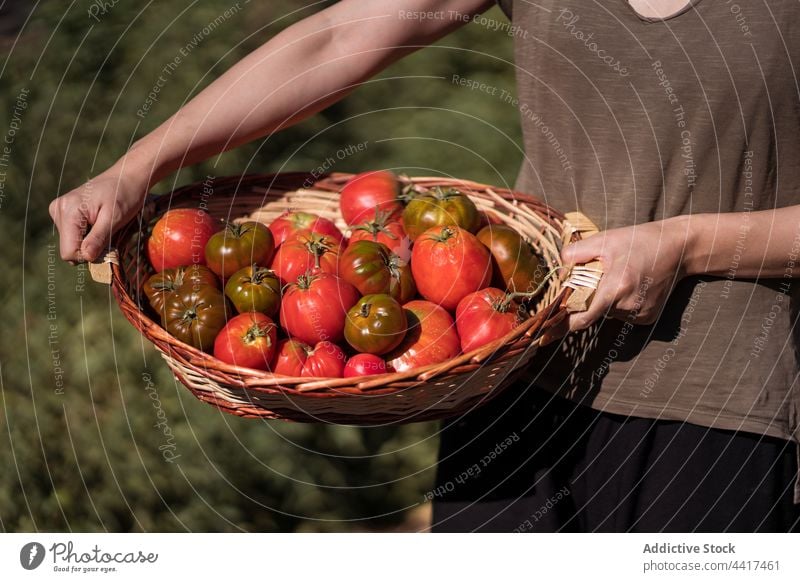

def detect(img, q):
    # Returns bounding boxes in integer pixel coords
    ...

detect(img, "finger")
[53,203,86,262]
[561,234,605,266]
[566,279,616,331]
[80,205,113,262]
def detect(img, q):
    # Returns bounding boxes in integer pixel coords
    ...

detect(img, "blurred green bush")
[0,0,521,531]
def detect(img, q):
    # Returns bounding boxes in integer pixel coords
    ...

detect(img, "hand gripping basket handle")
[562,211,603,313]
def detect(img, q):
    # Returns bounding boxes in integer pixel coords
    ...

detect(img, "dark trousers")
[431,383,800,532]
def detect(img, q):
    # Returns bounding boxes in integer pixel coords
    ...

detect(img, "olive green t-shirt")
[496,0,800,501]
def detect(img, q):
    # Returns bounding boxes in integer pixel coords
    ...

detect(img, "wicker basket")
[89,172,600,425]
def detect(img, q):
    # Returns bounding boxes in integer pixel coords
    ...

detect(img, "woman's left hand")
[541,215,693,344]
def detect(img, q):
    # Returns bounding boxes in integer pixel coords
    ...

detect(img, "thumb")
[80,205,113,262]
[561,236,602,266]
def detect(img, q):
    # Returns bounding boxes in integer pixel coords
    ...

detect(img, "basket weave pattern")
[106,172,585,424]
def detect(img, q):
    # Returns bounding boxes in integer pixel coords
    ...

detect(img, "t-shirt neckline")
[623,0,704,22]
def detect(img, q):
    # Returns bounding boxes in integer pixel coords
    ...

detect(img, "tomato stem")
[429,226,457,243]
[354,209,399,240]
[304,233,334,269]
[250,264,276,285]
[294,272,316,290]
[505,266,566,303]
[224,221,249,238]
[243,321,275,345]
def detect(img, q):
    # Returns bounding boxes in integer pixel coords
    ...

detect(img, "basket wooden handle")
[88,250,120,285]
[563,211,603,313]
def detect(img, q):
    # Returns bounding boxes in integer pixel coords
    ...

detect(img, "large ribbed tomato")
[143,264,219,315]
[213,312,278,370]
[348,210,409,254]
[162,286,229,352]
[272,339,347,378]
[337,240,415,303]
[402,187,480,241]
[344,294,407,355]
[455,288,523,353]
[385,300,461,372]
[411,225,493,311]
[204,221,275,279]
[476,224,544,294]
[268,211,344,246]
[279,273,360,345]
[270,230,343,285]
[147,208,218,272]
[340,170,402,226]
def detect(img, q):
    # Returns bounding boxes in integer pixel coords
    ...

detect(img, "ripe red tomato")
[337,240,416,303]
[280,273,360,345]
[402,187,480,241]
[213,312,278,370]
[411,225,493,311]
[268,211,344,246]
[343,354,387,378]
[348,211,409,254]
[344,294,407,355]
[340,170,402,226]
[270,230,343,285]
[385,300,461,372]
[455,288,522,353]
[147,209,218,272]
[204,221,275,279]
[273,339,347,378]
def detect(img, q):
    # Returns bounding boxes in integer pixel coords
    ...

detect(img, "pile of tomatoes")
[143,171,546,379]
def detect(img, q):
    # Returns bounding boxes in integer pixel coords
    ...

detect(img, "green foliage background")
[0,0,522,532]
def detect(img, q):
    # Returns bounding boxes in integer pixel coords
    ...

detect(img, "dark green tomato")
[143,264,219,317]
[163,286,229,352]
[476,224,544,295]
[402,187,480,241]
[205,221,275,278]
[224,265,282,317]
[337,240,416,303]
[344,294,407,355]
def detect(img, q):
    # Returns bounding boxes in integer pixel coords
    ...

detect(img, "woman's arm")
[50,0,494,262]
[553,206,800,337]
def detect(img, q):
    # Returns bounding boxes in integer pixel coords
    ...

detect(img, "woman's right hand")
[49,167,149,263]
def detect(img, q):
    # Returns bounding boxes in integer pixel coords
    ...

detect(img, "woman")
[50,0,800,531]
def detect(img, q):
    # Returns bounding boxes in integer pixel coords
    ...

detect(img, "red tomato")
[385,300,460,372]
[410,225,493,311]
[279,273,360,345]
[343,354,387,378]
[268,211,344,246]
[147,209,218,272]
[340,170,403,225]
[455,288,522,353]
[273,339,347,378]
[348,211,410,254]
[270,230,344,285]
[213,313,278,370]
